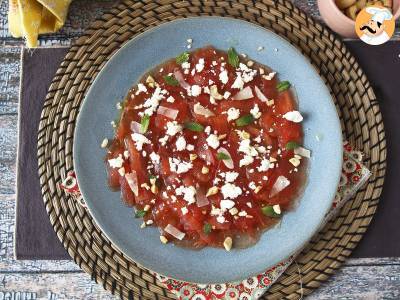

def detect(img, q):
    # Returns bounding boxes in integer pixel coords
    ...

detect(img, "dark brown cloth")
[15,42,399,260]
[16,48,69,259]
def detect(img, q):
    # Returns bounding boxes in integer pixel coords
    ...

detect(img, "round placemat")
[37,0,386,299]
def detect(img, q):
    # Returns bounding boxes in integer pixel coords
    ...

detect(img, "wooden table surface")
[1,1,399,299]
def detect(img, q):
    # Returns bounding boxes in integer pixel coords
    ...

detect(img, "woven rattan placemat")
[37,1,386,299]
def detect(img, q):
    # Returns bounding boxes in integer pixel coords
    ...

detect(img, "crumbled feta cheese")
[250,103,261,119]
[238,139,258,157]
[283,111,303,123]
[273,204,281,214]
[195,58,205,73]
[190,85,202,97]
[240,155,254,167]
[118,167,125,176]
[257,158,270,172]
[263,71,276,80]
[186,144,195,151]
[101,138,108,148]
[203,86,210,94]
[238,211,248,217]
[123,150,129,158]
[187,38,193,43]
[206,134,220,149]
[142,150,147,157]
[108,154,124,169]
[131,133,151,151]
[225,172,239,183]
[143,87,165,116]
[150,152,160,164]
[220,199,235,210]
[166,121,182,136]
[175,185,196,204]
[169,157,193,174]
[204,126,211,134]
[159,135,169,146]
[231,73,245,89]
[166,96,175,103]
[181,61,190,70]
[247,182,257,190]
[181,207,189,215]
[219,70,229,84]
[175,136,187,151]
[221,183,242,199]
[217,215,226,223]
[135,83,147,95]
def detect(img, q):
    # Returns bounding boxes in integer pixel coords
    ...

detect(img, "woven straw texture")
[37,0,386,299]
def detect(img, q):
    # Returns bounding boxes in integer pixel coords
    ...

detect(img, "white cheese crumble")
[240,155,254,167]
[231,73,245,89]
[149,152,160,164]
[181,207,189,215]
[263,71,276,80]
[166,121,182,136]
[166,96,175,103]
[159,135,169,146]
[257,158,270,172]
[227,107,240,121]
[108,154,124,169]
[223,91,231,99]
[135,83,147,95]
[221,183,242,199]
[175,186,196,204]
[143,87,165,116]
[248,181,257,190]
[206,134,220,149]
[101,138,108,148]
[220,199,235,211]
[283,111,303,123]
[219,70,229,84]
[238,139,258,157]
[217,215,226,224]
[186,144,195,151]
[195,58,205,73]
[175,136,187,151]
[273,204,281,214]
[169,157,193,174]
[131,133,151,151]
[250,103,261,119]
[225,171,239,183]
[190,85,202,97]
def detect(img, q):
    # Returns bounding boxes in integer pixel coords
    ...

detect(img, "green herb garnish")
[135,210,147,218]
[217,152,231,160]
[203,223,212,234]
[176,52,190,64]
[163,75,179,86]
[228,47,240,68]
[261,206,281,218]
[184,121,204,132]
[285,141,299,150]
[235,114,255,127]
[276,81,291,92]
[140,114,150,133]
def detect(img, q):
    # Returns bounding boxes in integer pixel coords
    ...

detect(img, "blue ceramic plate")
[74,17,342,284]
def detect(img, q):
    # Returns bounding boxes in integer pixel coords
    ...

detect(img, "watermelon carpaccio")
[104,46,309,250]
